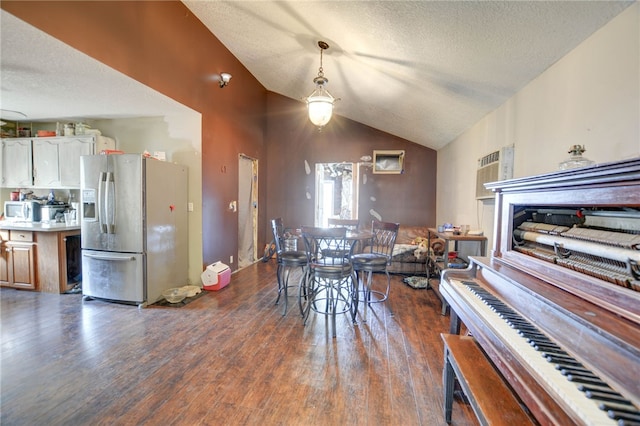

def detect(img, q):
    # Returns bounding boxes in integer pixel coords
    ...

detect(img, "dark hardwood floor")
[1,261,476,425]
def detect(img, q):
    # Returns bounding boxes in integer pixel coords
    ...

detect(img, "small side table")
[428,228,487,315]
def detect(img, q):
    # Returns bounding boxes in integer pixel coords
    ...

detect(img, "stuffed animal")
[411,236,429,246]
[413,241,430,260]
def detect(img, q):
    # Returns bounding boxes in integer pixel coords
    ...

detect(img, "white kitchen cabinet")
[33,138,60,187]
[1,138,33,187]
[33,136,95,188]
[2,136,95,189]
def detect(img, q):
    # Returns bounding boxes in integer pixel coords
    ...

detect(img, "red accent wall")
[2,1,436,270]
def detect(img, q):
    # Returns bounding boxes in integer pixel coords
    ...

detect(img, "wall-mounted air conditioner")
[476,146,514,200]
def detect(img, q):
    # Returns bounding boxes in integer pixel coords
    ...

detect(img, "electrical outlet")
[230,255,234,264]
[188,202,194,212]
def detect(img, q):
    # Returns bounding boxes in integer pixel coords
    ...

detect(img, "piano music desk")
[442,333,534,426]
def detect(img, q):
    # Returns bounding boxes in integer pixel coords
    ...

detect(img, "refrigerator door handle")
[83,252,136,262]
[98,172,107,233]
[105,172,116,234]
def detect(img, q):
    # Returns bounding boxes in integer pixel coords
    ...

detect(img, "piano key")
[525,336,557,347]
[545,355,584,367]
[615,420,640,426]
[579,385,624,396]
[610,412,640,422]
[450,278,627,425]
[600,402,640,413]
[586,391,635,404]
[535,345,566,354]
[519,330,554,341]
[560,367,600,379]
[566,375,609,386]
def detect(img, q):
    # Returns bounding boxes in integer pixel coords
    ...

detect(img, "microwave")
[4,201,42,222]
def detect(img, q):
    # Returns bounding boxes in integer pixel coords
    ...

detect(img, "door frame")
[238,154,258,268]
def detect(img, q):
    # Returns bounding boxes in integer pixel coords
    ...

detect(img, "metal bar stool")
[351,220,400,322]
[300,226,358,337]
[270,218,307,316]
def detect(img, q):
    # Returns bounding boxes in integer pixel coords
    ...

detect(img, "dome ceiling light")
[306,41,338,129]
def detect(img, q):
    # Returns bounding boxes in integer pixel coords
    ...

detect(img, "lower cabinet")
[0,230,37,290]
[37,230,81,293]
[0,228,81,293]
[0,238,9,284]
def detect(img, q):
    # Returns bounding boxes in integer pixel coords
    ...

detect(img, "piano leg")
[449,309,462,335]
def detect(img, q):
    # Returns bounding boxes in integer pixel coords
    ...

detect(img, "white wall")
[436,3,640,254]
[90,113,203,286]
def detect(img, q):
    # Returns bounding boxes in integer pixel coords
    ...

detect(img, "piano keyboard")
[450,279,640,426]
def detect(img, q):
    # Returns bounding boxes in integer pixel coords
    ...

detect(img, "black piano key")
[559,367,599,378]
[586,390,634,404]
[601,402,640,413]
[616,420,640,426]
[519,330,553,341]
[502,317,528,324]
[497,312,522,319]
[541,350,575,360]
[578,384,620,395]
[609,412,640,423]
[566,374,608,386]
[543,352,579,362]
[532,342,564,352]
[507,322,538,331]
[545,356,584,367]
[525,337,557,348]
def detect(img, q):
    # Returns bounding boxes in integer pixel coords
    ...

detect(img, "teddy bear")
[411,237,430,260]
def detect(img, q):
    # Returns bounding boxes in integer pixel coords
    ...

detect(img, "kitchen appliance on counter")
[41,203,69,223]
[80,154,188,307]
[4,200,42,222]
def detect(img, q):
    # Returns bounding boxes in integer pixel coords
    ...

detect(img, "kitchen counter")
[1,221,81,294]
[0,220,81,232]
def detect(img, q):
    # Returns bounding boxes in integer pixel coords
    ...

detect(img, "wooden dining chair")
[351,220,400,322]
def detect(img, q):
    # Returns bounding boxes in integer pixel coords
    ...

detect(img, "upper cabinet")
[1,138,33,187]
[2,136,95,189]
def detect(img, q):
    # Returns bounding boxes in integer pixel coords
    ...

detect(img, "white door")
[238,155,258,269]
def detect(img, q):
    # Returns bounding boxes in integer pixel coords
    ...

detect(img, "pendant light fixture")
[306,41,336,129]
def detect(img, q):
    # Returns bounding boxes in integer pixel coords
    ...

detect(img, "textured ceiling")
[185,0,633,149]
[1,2,634,150]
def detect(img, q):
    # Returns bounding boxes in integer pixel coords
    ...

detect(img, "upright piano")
[440,158,640,425]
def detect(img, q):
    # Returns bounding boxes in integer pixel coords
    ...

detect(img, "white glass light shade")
[307,85,335,127]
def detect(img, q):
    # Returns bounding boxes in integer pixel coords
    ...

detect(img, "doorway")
[238,154,258,269]
[315,162,358,227]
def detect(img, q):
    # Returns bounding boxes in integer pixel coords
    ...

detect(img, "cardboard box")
[201,262,231,291]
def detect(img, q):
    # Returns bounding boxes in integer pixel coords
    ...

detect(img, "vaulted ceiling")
[1,1,634,150]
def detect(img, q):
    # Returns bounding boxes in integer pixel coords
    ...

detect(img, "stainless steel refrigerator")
[80,154,188,307]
